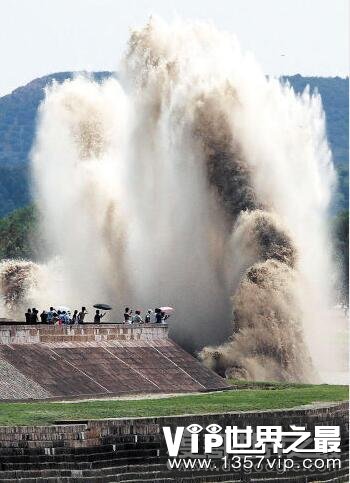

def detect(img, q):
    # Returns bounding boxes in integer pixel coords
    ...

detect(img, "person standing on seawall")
[47,307,54,324]
[94,310,105,324]
[154,308,162,324]
[124,307,132,323]
[161,311,169,324]
[25,308,31,324]
[132,310,143,324]
[71,310,78,324]
[40,310,48,324]
[145,309,153,323]
[78,307,88,324]
[30,308,39,324]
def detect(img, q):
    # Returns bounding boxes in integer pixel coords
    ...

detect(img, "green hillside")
[0,73,348,217]
[282,75,348,213]
[0,71,110,217]
[0,204,41,261]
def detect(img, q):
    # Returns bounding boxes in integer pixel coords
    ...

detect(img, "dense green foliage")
[0,164,30,216]
[0,383,346,426]
[283,75,349,213]
[0,73,348,217]
[0,204,42,261]
[0,71,110,217]
[333,210,349,301]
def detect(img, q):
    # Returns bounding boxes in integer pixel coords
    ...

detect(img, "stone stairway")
[0,403,348,482]
[0,447,348,482]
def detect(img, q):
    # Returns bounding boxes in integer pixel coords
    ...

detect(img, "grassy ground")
[0,382,347,426]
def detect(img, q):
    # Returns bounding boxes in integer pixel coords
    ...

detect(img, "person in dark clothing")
[78,307,88,324]
[154,308,162,324]
[145,309,152,323]
[71,310,78,324]
[94,310,105,324]
[124,307,132,323]
[25,308,31,324]
[30,308,38,324]
[40,311,48,324]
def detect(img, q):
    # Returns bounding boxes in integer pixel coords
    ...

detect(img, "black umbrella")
[93,304,112,310]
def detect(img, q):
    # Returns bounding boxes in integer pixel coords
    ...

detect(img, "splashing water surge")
[0,18,342,382]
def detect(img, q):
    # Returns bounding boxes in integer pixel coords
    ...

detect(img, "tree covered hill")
[0,72,110,216]
[0,72,348,217]
[281,75,348,213]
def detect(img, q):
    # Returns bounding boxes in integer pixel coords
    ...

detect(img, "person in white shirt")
[132,310,143,324]
[161,311,170,324]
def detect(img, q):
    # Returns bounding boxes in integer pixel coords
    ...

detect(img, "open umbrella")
[93,304,112,310]
[159,306,174,314]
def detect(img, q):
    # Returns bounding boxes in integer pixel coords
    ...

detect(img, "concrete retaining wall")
[0,324,168,344]
[0,325,230,401]
[0,402,347,481]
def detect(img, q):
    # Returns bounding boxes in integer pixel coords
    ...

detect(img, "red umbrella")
[159,306,174,314]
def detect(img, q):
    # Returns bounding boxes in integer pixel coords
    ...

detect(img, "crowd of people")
[24,307,90,325]
[23,306,171,325]
[123,307,170,324]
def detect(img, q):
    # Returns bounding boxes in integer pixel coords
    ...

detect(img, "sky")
[0,0,348,96]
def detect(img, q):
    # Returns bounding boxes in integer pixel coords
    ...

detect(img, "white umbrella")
[55,306,71,313]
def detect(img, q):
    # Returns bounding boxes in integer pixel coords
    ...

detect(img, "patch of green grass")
[226,379,326,390]
[227,380,315,390]
[0,384,347,426]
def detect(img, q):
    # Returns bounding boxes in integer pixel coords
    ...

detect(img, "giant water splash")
[0,18,339,382]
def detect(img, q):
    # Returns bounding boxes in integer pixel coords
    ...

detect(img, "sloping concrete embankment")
[0,403,348,482]
[0,324,230,400]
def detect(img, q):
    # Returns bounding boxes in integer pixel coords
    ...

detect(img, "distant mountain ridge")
[0,72,348,216]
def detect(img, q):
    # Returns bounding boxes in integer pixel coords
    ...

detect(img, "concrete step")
[0,455,168,471]
[0,469,347,483]
[0,461,348,483]
[0,441,161,456]
[1,454,348,472]
[0,462,166,479]
[0,435,163,449]
[1,447,159,464]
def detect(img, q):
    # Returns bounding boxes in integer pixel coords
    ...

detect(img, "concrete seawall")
[0,325,230,401]
[0,403,347,481]
[0,323,169,344]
